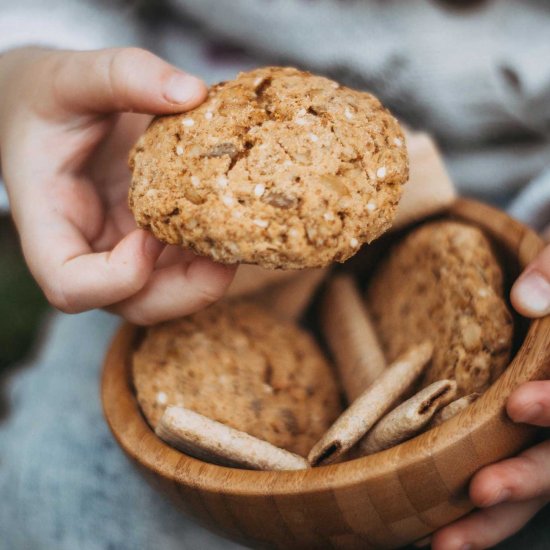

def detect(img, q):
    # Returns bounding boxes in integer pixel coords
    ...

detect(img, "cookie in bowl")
[132,300,342,457]
[367,220,514,395]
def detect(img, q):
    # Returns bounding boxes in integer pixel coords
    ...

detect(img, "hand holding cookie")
[0,46,235,325]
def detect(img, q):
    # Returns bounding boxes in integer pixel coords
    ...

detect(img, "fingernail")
[514,271,550,316]
[484,488,511,506]
[164,72,204,105]
[514,403,542,423]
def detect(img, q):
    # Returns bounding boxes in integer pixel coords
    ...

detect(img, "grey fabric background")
[0,311,245,550]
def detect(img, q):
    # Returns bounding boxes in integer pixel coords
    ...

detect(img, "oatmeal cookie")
[367,221,513,395]
[129,66,408,269]
[132,300,342,457]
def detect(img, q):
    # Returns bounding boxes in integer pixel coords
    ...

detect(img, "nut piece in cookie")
[129,66,408,269]
[367,221,514,395]
[132,300,342,457]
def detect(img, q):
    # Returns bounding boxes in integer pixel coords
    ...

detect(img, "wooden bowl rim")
[101,198,550,497]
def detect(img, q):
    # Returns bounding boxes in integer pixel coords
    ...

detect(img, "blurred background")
[0,217,47,418]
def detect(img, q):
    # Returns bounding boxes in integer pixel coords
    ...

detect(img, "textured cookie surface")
[129,66,408,269]
[367,221,513,395]
[132,301,342,457]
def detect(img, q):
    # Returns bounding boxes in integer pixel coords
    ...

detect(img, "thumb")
[511,243,550,317]
[46,47,207,115]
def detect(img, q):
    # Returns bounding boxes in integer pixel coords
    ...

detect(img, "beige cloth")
[393,131,457,229]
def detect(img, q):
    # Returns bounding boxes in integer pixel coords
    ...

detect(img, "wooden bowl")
[101,198,550,550]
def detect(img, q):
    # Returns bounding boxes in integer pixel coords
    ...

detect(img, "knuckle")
[106,49,135,106]
[124,307,156,327]
[118,266,149,296]
[109,47,154,83]
[114,47,153,65]
[506,395,529,420]
[498,456,532,484]
[519,448,549,482]
[196,281,226,306]
[531,247,550,276]
[46,52,74,107]
[105,47,161,109]
[43,284,79,314]
[503,455,543,495]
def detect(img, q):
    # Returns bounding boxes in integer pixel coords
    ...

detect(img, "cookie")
[367,221,513,395]
[358,379,457,456]
[132,301,342,457]
[308,342,433,466]
[129,66,408,269]
[156,407,309,471]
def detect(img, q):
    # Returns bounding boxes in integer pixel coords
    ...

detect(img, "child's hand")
[431,251,550,549]
[0,47,235,325]
[431,381,550,549]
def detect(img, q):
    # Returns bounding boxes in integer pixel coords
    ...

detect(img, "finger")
[507,380,550,426]
[88,113,152,199]
[155,244,199,269]
[511,244,550,317]
[22,217,164,313]
[52,229,164,313]
[89,218,122,253]
[431,498,545,550]
[13,168,167,314]
[226,264,300,297]
[91,197,140,252]
[468,439,550,507]
[110,255,236,325]
[45,47,207,116]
